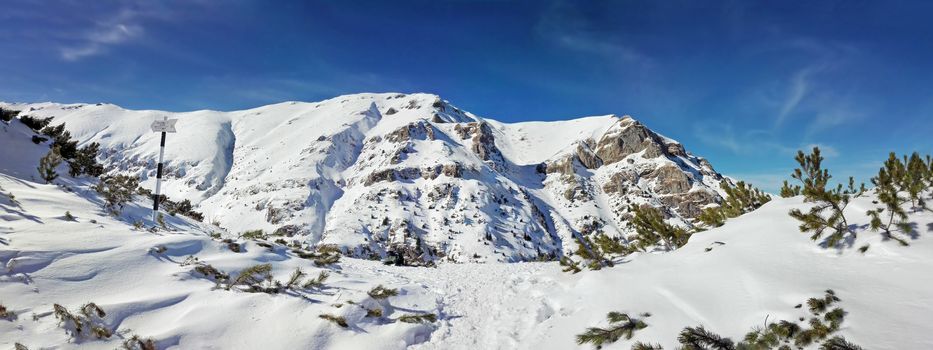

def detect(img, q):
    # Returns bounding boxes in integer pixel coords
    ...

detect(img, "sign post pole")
[150,116,177,223]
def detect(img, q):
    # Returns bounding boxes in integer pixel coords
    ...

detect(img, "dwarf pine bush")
[67,142,104,177]
[37,147,63,183]
[368,285,399,300]
[121,335,157,350]
[678,326,735,350]
[630,205,689,251]
[319,313,348,328]
[787,147,865,247]
[95,174,140,212]
[302,271,329,289]
[820,336,863,350]
[397,313,437,324]
[0,302,16,321]
[576,312,648,348]
[780,180,802,198]
[20,115,52,131]
[240,229,266,240]
[698,181,771,228]
[52,302,112,339]
[631,342,664,350]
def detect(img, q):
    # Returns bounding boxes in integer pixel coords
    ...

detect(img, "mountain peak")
[1,94,727,264]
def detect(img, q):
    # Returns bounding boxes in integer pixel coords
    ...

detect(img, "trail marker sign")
[151,118,178,133]
[151,116,178,222]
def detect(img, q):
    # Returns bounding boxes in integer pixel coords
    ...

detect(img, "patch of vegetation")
[19,115,52,131]
[630,205,690,251]
[787,147,865,247]
[95,174,140,213]
[368,285,399,300]
[576,312,648,348]
[697,180,771,228]
[120,335,157,350]
[37,147,63,183]
[52,302,112,339]
[397,313,437,324]
[0,107,18,122]
[240,229,267,240]
[319,313,348,328]
[0,302,17,321]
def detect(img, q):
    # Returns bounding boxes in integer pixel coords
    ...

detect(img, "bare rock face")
[575,141,603,169]
[386,122,435,143]
[650,165,693,194]
[659,190,719,218]
[595,118,659,164]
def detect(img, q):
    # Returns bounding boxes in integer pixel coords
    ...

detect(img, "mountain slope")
[1,93,728,263]
[2,123,932,348]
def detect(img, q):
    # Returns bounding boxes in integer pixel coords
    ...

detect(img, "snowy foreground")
[2,172,932,349]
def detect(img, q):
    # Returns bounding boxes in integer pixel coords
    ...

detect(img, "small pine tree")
[94,174,140,212]
[678,326,735,350]
[819,336,863,350]
[67,142,103,177]
[631,342,664,350]
[902,152,927,209]
[866,153,911,245]
[64,211,75,221]
[630,205,689,251]
[779,180,802,198]
[576,312,648,348]
[787,147,864,247]
[367,285,398,299]
[37,147,63,183]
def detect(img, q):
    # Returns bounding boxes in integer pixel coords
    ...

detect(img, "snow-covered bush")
[52,302,112,340]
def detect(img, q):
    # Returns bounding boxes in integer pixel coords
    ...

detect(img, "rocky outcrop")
[649,165,693,194]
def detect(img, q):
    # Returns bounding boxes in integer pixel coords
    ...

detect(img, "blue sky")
[2,1,932,192]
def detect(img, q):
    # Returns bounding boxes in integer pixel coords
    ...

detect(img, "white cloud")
[61,22,143,61]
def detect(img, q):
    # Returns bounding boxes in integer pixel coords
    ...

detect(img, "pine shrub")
[95,174,140,212]
[677,326,735,350]
[780,180,801,198]
[698,181,770,228]
[820,336,864,350]
[576,312,648,348]
[121,335,157,350]
[787,147,864,247]
[0,107,17,122]
[368,285,399,300]
[630,205,689,251]
[37,147,63,183]
[20,115,52,131]
[302,271,329,289]
[397,313,437,324]
[0,302,16,321]
[631,342,664,350]
[67,142,104,177]
[319,314,348,328]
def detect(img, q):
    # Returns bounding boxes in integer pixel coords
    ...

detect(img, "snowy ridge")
[2,93,728,263]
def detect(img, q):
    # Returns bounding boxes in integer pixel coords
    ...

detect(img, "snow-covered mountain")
[2,117,932,349]
[1,93,728,263]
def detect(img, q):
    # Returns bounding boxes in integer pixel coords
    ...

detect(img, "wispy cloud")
[61,17,143,60]
[535,0,652,66]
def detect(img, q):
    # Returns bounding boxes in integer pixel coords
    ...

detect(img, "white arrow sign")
[150,117,178,133]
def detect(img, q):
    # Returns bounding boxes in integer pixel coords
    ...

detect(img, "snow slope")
[1,94,728,264]
[3,116,933,349]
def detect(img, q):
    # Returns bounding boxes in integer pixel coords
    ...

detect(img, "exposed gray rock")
[649,165,693,194]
